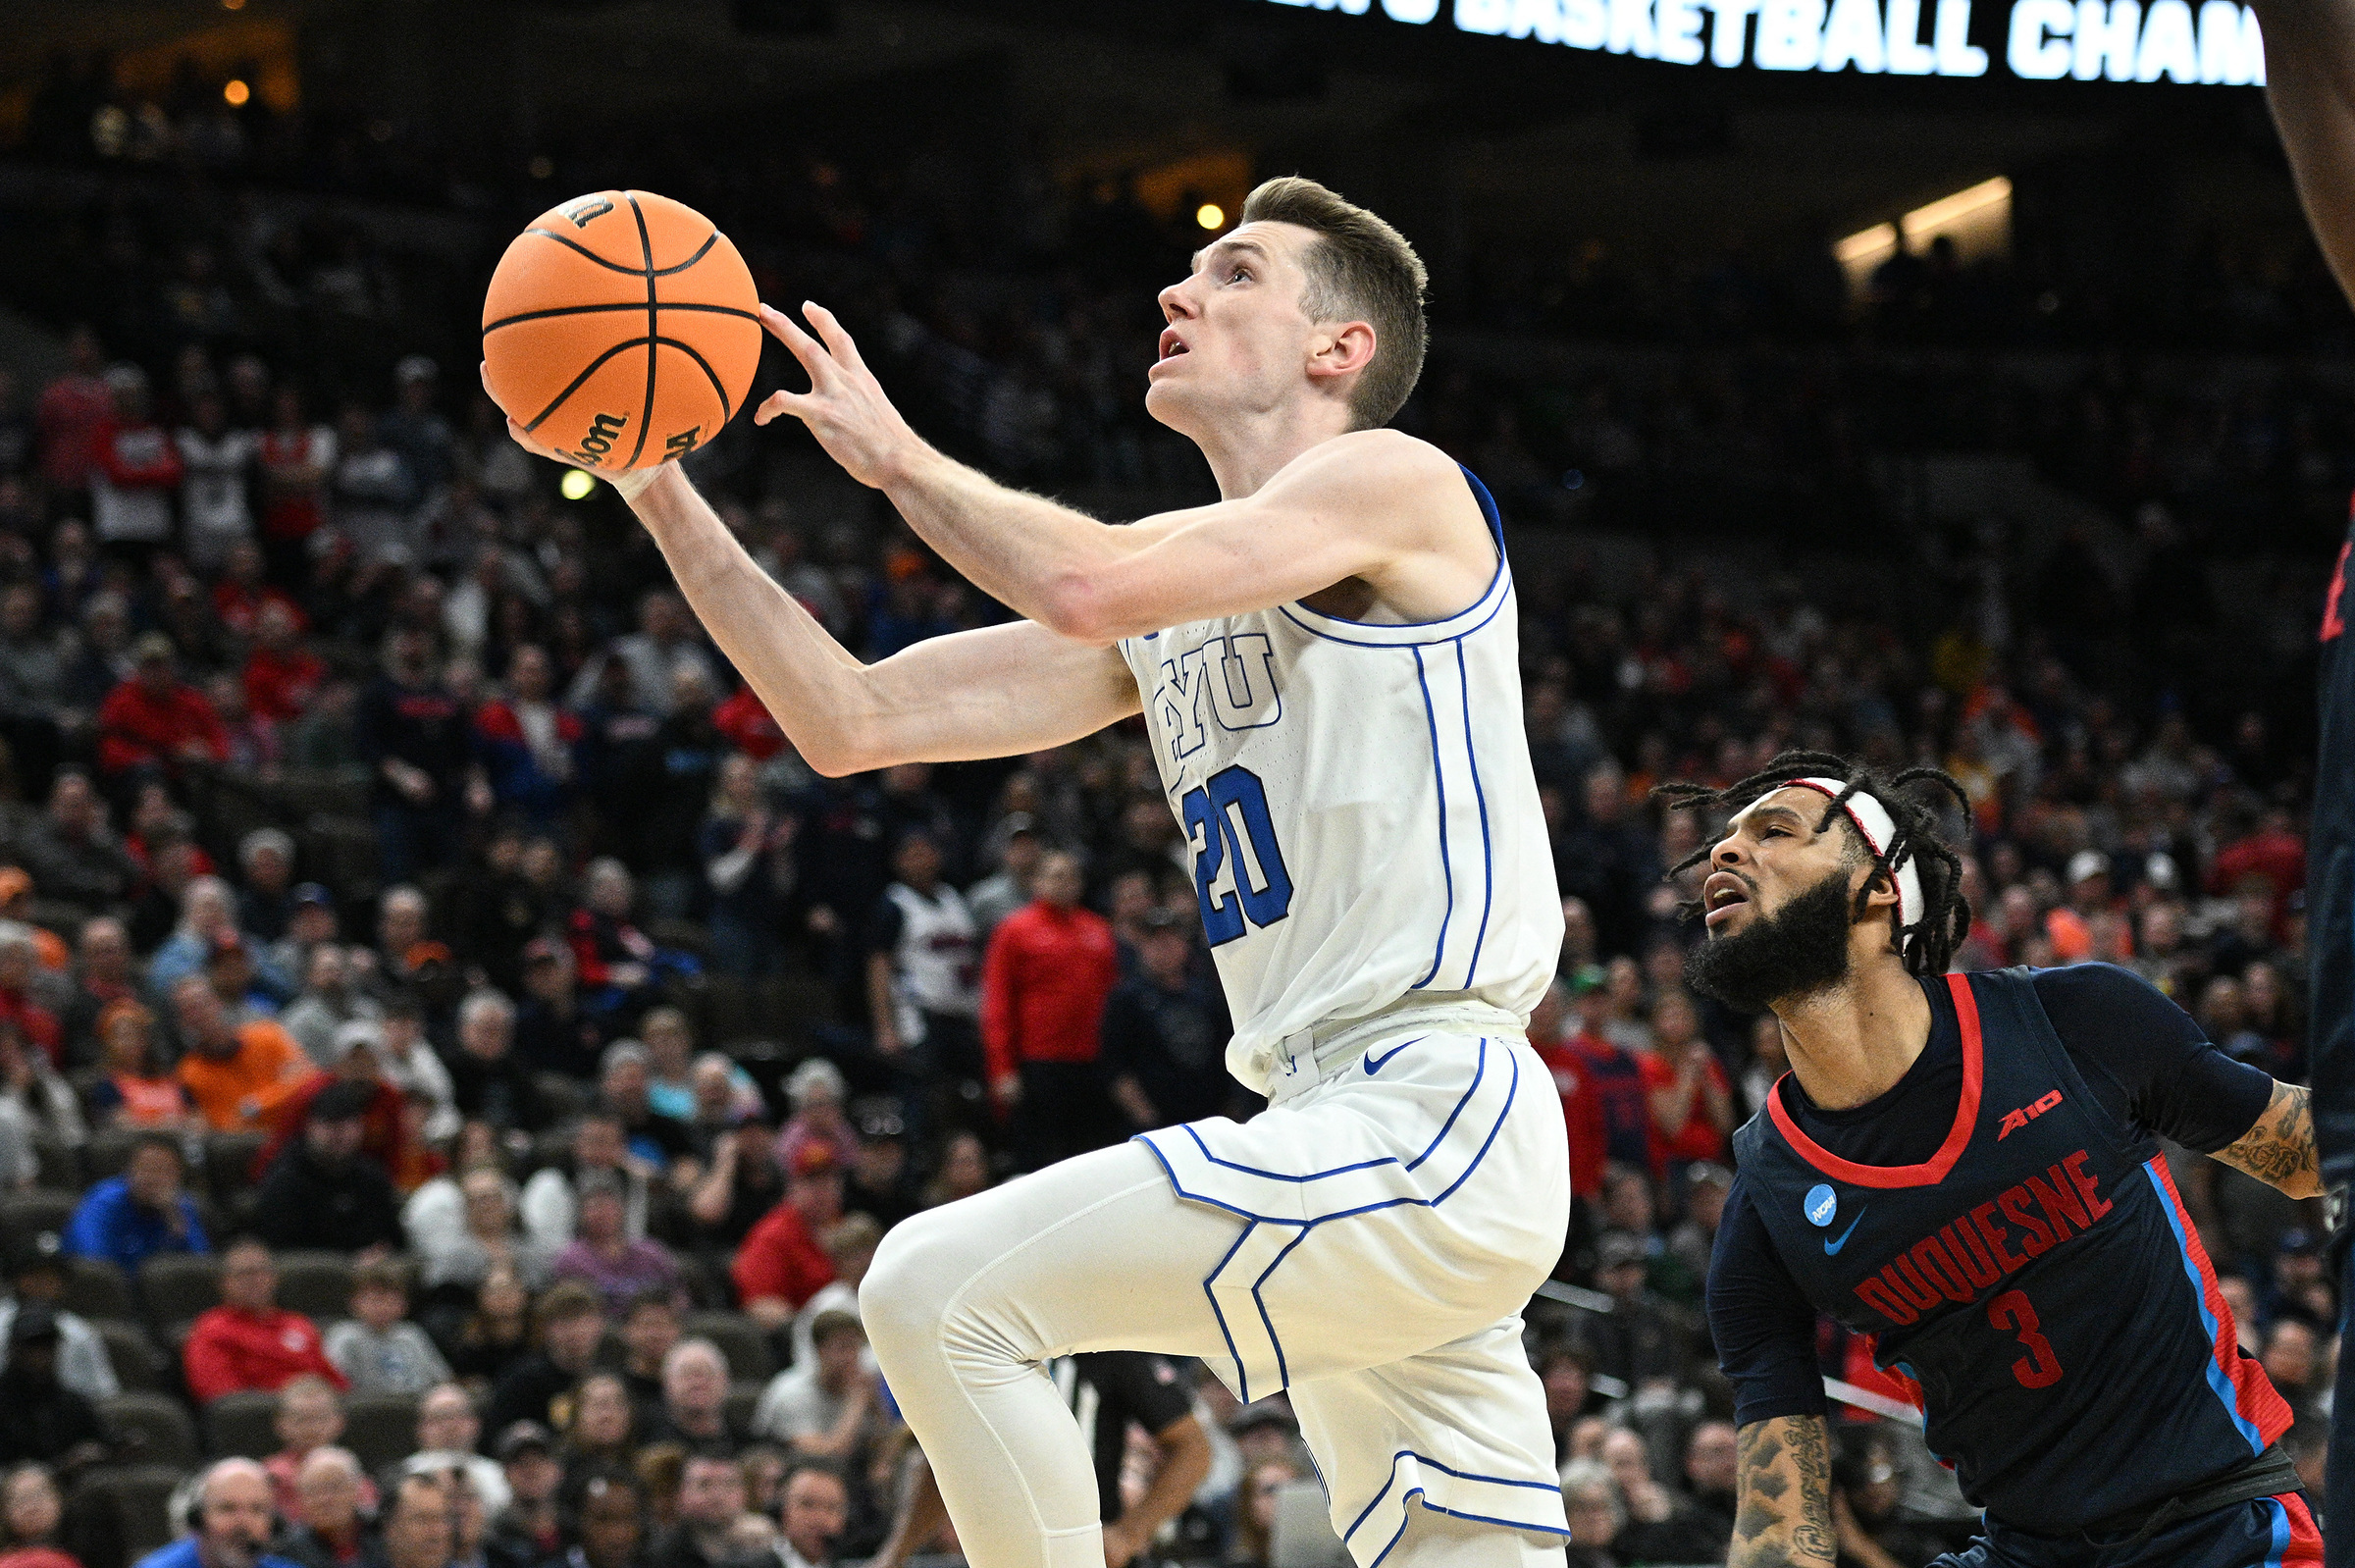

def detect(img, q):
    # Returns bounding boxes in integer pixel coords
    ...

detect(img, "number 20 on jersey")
[1184,764,1293,945]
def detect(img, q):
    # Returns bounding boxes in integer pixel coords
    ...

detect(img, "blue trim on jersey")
[1345,1450,1569,1560]
[2145,1159,2269,1454]
[1253,1228,1314,1390]
[1177,1040,1488,1182]
[1459,466,1508,551]
[1455,640,1494,991]
[1275,591,1512,650]
[1200,1220,1260,1403]
[1410,646,1454,990]
[1277,468,1506,644]
[2263,1495,2292,1568]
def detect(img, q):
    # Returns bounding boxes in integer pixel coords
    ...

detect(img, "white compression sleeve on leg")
[861,1140,1244,1568]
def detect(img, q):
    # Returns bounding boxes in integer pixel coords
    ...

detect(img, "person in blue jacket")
[61,1132,208,1278]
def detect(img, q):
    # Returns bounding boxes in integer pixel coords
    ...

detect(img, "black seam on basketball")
[522,229,648,276]
[654,336,733,422]
[653,232,721,276]
[484,302,759,333]
[625,192,656,469]
[521,338,647,435]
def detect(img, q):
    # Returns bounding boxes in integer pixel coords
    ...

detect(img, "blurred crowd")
[0,42,2339,1568]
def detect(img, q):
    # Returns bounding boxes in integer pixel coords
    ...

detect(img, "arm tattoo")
[2217,1080,2321,1197]
[1731,1416,1837,1568]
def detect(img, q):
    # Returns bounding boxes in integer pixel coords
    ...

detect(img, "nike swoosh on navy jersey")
[1823,1210,1867,1254]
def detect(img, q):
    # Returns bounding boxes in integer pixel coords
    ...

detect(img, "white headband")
[1782,777,1921,951]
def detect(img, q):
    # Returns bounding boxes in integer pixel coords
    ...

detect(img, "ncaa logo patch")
[1804,1183,1838,1228]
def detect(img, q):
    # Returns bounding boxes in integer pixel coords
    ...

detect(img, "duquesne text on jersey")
[1852,1150,2116,1326]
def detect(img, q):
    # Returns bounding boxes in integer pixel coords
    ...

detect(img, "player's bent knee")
[860,1208,961,1362]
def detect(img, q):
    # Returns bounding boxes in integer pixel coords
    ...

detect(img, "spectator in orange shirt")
[96,634,227,783]
[170,975,316,1133]
[979,851,1121,1173]
[730,1144,844,1333]
[183,1237,347,1404]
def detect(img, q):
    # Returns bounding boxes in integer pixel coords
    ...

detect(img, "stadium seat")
[205,1388,280,1458]
[0,1189,78,1250]
[84,1126,146,1181]
[684,1311,775,1383]
[725,1381,762,1437]
[274,1252,354,1322]
[344,1389,421,1473]
[81,1464,185,1559]
[137,1253,222,1335]
[203,1132,270,1202]
[100,1390,200,1468]
[94,1318,163,1391]
[30,1132,78,1191]
[65,1256,134,1322]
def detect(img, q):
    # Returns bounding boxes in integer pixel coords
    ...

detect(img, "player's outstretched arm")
[1730,1416,1837,1568]
[755,303,1483,644]
[2213,1079,2324,1198]
[496,397,1137,773]
[2255,0,2355,305]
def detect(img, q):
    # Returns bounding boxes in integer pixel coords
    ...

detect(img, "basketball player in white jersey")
[495,177,1571,1568]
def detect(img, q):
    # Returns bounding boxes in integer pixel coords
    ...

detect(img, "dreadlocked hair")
[1650,750,1974,977]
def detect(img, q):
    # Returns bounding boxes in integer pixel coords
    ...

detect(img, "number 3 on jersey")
[1183,765,1293,946]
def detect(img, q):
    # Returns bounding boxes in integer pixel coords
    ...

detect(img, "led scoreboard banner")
[1247,0,2266,84]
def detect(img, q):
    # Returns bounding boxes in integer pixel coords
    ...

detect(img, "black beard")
[1685,867,1858,1014]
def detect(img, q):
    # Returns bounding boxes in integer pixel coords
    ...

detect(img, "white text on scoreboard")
[1260,0,2266,83]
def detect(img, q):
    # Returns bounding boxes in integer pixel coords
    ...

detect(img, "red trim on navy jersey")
[2276,1491,2324,1562]
[2147,1155,2294,1450]
[1767,972,1985,1189]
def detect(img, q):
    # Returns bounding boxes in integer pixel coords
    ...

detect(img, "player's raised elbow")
[1035,569,1127,648]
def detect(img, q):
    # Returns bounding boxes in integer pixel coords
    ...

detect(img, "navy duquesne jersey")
[1733,967,2291,1536]
[2310,503,2355,1187]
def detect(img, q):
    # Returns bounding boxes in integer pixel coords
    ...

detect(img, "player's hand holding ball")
[480,188,763,498]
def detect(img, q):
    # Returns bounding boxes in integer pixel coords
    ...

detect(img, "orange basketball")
[481,189,761,472]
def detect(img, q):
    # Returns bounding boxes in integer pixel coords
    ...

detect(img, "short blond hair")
[1238,177,1429,429]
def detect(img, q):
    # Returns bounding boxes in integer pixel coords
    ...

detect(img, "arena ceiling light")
[1836,176,2013,287]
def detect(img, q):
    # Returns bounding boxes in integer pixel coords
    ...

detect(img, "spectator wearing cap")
[842,1103,916,1231]
[731,1144,843,1331]
[262,883,340,998]
[325,1259,449,1395]
[83,998,194,1129]
[1101,907,1232,1131]
[964,811,1041,946]
[445,990,550,1135]
[483,1281,606,1436]
[0,1239,117,1403]
[63,1132,208,1276]
[979,849,1122,1171]
[183,1236,346,1403]
[699,753,795,980]
[251,1077,404,1254]
[775,1060,855,1177]
[550,1170,680,1319]
[88,365,183,562]
[514,937,602,1080]
[96,633,226,783]
[487,1422,561,1568]
[170,974,314,1133]
[412,1383,512,1517]
[1583,1230,1697,1393]
[1666,1162,1731,1288]
[0,1305,111,1470]
[281,947,384,1070]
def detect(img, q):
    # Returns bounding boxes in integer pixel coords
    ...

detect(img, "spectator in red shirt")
[566,859,660,1015]
[34,328,109,497]
[731,1143,844,1332]
[1635,989,1734,1171]
[979,850,1121,1173]
[88,366,183,562]
[97,633,228,782]
[1529,977,1608,1198]
[0,926,63,1071]
[243,600,325,725]
[712,683,786,760]
[183,1236,348,1404]
[2210,804,2306,927]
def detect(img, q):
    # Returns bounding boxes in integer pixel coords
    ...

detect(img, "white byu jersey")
[1115,468,1563,1094]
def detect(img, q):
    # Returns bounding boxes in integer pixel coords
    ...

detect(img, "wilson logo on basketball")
[1998,1089,2063,1140]
[571,411,628,466]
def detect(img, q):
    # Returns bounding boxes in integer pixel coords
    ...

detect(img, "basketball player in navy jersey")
[2242,0,2355,1556]
[1676,755,2321,1568]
